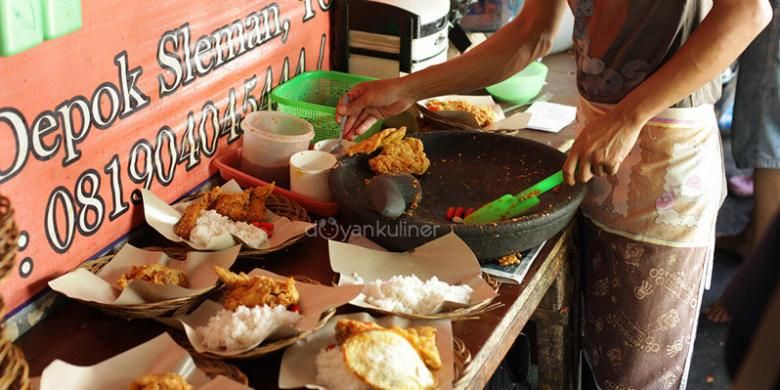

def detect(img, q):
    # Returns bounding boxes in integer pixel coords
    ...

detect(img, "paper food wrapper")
[178,268,363,357]
[419,95,506,129]
[279,312,455,390]
[330,232,497,314]
[48,244,241,305]
[142,179,315,250]
[491,111,532,131]
[37,333,248,390]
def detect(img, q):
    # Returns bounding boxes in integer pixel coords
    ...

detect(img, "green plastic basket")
[271,71,384,144]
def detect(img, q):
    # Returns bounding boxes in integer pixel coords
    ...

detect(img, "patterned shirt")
[568,0,721,107]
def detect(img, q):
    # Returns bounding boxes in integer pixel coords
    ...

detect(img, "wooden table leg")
[531,230,579,390]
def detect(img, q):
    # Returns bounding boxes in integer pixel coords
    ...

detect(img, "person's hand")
[563,109,645,185]
[335,78,416,139]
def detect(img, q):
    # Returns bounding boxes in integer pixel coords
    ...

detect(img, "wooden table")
[17,223,578,389]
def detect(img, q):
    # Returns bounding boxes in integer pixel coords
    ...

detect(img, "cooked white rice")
[315,347,371,390]
[189,209,268,247]
[196,305,301,351]
[362,274,473,314]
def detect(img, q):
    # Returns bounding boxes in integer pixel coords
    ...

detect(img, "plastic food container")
[240,111,314,188]
[486,61,549,104]
[212,148,339,216]
[271,70,383,143]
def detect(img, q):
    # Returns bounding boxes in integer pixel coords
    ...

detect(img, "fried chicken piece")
[426,99,496,127]
[117,264,189,290]
[334,319,441,370]
[129,372,192,390]
[214,266,299,311]
[174,187,222,239]
[216,183,274,223]
[174,183,274,239]
[368,138,430,175]
[243,183,275,223]
[346,127,407,156]
[212,191,250,221]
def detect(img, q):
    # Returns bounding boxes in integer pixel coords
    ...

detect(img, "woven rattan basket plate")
[0,329,30,390]
[0,194,18,282]
[75,255,216,320]
[176,192,312,257]
[239,194,311,256]
[172,308,336,360]
[27,348,248,388]
[193,357,249,385]
[170,275,335,360]
[335,272,503,321]
[452,336,473,384]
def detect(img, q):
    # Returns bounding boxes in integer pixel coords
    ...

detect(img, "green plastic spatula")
[464,170,564,224]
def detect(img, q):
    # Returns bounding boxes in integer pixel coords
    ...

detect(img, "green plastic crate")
[271,70,383,144]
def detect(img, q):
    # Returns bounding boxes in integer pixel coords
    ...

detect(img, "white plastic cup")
[289,151,338,201]
[241,111,315,187]
[313,139,356,156]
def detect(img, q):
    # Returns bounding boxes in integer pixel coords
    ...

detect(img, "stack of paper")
[525,102,577,133]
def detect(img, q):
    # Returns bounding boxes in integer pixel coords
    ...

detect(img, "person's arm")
[337,0,569,137]
[563,0,773,185]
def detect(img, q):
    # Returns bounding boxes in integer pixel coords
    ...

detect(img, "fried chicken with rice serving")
[214,266,299,311]
[173,183,275,240]
[425,99,496,127]
[117,264,189,290]
[128,372,192,390]
[368,138,430,175]
[346,127,407,156]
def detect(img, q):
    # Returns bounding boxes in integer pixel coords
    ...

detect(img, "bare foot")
[704,300,731,324]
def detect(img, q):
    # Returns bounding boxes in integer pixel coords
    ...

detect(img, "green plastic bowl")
[486,61,548,104]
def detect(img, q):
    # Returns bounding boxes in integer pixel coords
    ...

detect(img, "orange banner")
[0,0,331,314]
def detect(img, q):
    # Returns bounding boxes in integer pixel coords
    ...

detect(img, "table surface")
[16,52,580,389]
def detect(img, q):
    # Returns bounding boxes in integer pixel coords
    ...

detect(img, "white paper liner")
[418,95,506,130]
[48,244,241,305]
[178,268,363,357]
[37,333,248,390]
[279,312,455,390]
[142,179,315,250]
[329,233,497,315]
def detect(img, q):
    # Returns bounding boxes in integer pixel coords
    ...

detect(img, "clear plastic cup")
[240,111,315,188]
[289,151,337,201]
